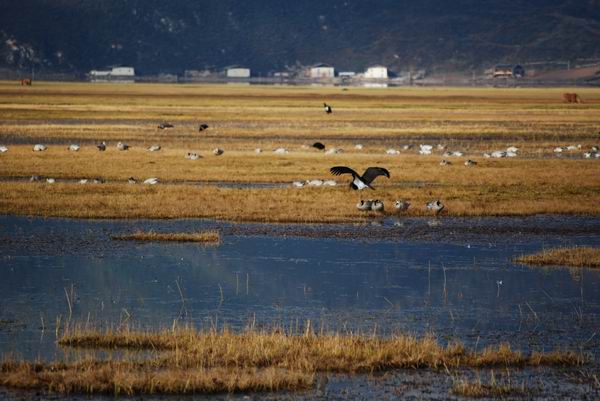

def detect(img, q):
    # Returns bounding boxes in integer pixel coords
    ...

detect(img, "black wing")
[330,166,358,177]
[361,167,390,184]
[312,142,325,150]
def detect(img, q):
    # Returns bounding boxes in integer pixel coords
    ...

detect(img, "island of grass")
[113,230,220,243]
[0,324,586,396]
[516,247,600,268]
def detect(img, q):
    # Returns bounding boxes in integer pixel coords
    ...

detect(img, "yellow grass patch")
[0,324,584,396]
[516,247,600,268]
[113,230,220,243]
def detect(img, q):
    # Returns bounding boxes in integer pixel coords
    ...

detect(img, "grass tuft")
[516,247,600,268]
[112,230,220,243]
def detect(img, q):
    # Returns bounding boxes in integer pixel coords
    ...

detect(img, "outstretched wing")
[361,167,390,184]
[330,166,358,178]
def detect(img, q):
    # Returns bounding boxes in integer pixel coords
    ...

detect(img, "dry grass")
[452,371,527,398]
[0,324,585,396]
[0,82,599,221]
[113,230,220,243]
[516,247,600,268]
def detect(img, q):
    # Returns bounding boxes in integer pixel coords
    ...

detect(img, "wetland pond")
[1,215,600,400]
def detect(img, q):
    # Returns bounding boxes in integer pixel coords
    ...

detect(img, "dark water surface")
[1,215,599,399]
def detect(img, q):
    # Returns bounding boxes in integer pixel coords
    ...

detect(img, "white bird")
[96,142,106,151]
[116,142,129,151]
[325,148,341,155]
[566,145,579,150]
[451,151,464,157]
[323,103,333,114]
[33,144,47,152]
[584,152,593,158]
[92,178,105,184]
[426,200,444,214]
[402,144,414,150]
[394,200,410,211]
[322,180,337,186]
[554,147,564,153]
[292,181,305,188]
[79,179,88,184]
[506,151,517,157]
[46,178,55,184]
[213,148,224,156]
[483,153,491,158]
[506,146,519,153]
[306,179,324,186]
[419,144,433,155]
[386,148,400,155]
[273,148,288,154]
[354,144,364,150]
[356,199,373,211]
[464,159,477,166]
[255,148,262,154]
[128,177,137,184]
[143,177,158,185]
[437,144,446,150]
[185,152,201,160]
[370,200,384,212]
[0,146,7,153]
[491,151,506,158]
[147,145,161,152]
[68,144,80,151]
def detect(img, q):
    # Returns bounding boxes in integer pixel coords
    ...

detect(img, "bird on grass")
[96,142,106,151]
[198,123,209,132]
[312,142,326,150]
[426,200,444,214]
[330,166,390,190]
[158,122,174,129]
[323,103,332,114]
[394,200,411,211]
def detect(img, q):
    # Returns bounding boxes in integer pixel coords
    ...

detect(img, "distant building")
[226,67,251,78]
[338,71,356,78]
[89,66,135,81]
[493,64,525,78]
[310,63,335,79]
[364,65,388,79]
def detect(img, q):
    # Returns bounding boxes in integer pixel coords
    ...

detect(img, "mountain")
[1,0,600,75]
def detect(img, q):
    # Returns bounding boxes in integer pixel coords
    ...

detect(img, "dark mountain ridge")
[1,0,600,75]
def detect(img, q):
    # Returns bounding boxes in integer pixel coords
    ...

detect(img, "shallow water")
[0,215,599,399]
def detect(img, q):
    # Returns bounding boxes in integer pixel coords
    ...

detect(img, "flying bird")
[330,166,390,190]
[198,123,209,132]
[323,103,332,114]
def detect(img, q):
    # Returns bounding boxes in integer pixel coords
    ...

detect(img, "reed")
[112,230,220,243]
[516,247,600,268]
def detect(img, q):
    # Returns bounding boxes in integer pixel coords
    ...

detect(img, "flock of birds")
[2,102,597,217]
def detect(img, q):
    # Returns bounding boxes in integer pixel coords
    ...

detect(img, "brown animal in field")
[20,79,32,86]
[562,93,582,103]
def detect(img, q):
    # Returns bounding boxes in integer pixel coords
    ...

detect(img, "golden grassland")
[113,230,220,243]
[0,81,599,221]
[0,325,586,395]
[516,247,600,268]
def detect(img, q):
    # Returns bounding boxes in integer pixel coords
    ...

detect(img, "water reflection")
[0,216,599,362]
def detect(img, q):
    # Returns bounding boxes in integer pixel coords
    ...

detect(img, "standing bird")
[330,166,390,190]
[96,142,106,151]
[323,103,332,114]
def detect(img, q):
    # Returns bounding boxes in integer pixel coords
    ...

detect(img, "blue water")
[1,215,599,363]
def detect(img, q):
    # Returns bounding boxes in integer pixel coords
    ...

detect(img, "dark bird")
[312,142,326,150]
[158,122,174,129]
[330,166,390,190]
[323,103,332,114]
[96,141,106,151]
[198,123,209,132]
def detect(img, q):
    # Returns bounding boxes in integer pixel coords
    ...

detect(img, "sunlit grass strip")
[0,325,586,396]
[0,361,312,395]
[516,247,600,268]
[113,230,220,243]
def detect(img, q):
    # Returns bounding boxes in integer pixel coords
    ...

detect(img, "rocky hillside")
[1,0,600,75]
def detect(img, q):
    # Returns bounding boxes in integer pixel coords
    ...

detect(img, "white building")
[338,71,356,77]
[364,65,388,79]
[310,63,335,79]
[226,67,251,78]
[89,66,135,81]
